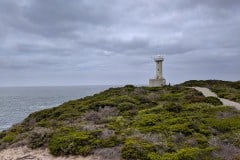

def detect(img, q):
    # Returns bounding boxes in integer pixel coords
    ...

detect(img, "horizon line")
[0,83,148,88]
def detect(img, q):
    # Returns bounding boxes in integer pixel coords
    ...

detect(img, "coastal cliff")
[0,80,240,160]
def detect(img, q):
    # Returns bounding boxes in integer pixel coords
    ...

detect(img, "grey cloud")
[0,0,240,86]
[10,0,116,38]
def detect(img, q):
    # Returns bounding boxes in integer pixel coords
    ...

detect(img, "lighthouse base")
[149,78,166,87]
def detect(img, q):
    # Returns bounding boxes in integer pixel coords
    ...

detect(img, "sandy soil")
[192,87,240,110]
[0,146,100,160]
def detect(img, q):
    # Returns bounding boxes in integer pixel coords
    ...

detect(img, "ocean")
[0,85,112,131]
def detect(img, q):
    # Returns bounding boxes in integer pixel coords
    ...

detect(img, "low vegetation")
[0,81,240,159]
[181,80,240,103]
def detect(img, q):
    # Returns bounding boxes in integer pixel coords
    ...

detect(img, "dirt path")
[0,146,100,160]
[192,87,240,110]
[219,98,240,110]
[192,87,218,97]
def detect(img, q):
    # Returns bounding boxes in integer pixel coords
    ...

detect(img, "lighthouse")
[149,55,166,87]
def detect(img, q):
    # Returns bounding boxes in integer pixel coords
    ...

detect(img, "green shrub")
[48,130,96,156]
[158,147,213,160]
[136,95,152,104]
[207,117,240,132]
[163,102,182,113]
[100,136,121,148]
[180,80,208,87]
[124,84,135,91]
[89,100,116,111]
[122,108,138,116]
[121,137,156,160]
[1,132,16,143]
[0,125,23,143]
[231,132,240,147]
[194,133,208,147]
[112,95,138,104]
[28,108,54,122]
[203,97,223,106]
[107,116,128,131]
[118,102,136,112]
[135,114,161,127]
[0,131,6,139]
[141,105,164,114]
[148,152,162,159]
[184,90,205,103]
[160,94,181,102]
[186,120,210,136]
[169,123,193,135]
[28,127,52,149]
[144,86,162,91]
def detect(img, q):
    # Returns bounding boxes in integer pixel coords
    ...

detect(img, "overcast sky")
[0,0,240,86]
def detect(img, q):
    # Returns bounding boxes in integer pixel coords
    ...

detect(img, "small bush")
[28,127,52,149]
[134,88,147,95]
[170,123,193,135]
[112,95,138,104]
[122,108,138,116]
[29,108,54,122]
[84,110,101,122]
[207,117,240,132]
[107,116,128,131]
[232,132,240,147]
[136,96,152,104]
[1,132,16,143]
[48,130,96,156]
[142,105,164,114]
[158,147,213,160]
[194,133,208,147]
[0,131,6,140]
[171,132,185,145]
[100,136,121,148]
[203,97,223,106]
[135,114,161,127]
[184,90,205,103]
[121,137,156,160]
[159,93,181,102]
[83,107,119,123]
[163,102,182,113]
[89,100,117,111]
[124,85,135,92]
[118,102,136,112]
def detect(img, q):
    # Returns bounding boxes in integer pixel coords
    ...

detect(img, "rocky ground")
[0,146,100,160]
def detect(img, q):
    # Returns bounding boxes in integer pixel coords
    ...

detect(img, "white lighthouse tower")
[149,55,166,87]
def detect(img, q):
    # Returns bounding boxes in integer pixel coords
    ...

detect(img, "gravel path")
[192,87,240,110]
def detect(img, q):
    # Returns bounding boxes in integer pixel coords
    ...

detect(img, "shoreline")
[0,85,112,132]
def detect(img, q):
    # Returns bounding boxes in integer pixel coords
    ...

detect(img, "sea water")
[0,85,111,131]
